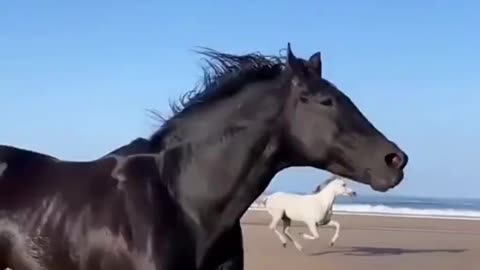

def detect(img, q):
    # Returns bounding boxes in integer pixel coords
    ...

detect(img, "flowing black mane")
[149,48,284,148]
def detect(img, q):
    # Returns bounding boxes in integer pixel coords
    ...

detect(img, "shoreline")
[247,207,480,221]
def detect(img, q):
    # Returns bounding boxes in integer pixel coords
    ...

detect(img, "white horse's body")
[267,193,332,222]
[264,176,356,251]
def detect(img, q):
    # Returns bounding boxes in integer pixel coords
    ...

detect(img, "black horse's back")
[0,139,183,270]
[0,145,119,209]
[0,144,57,175]
[0,145,128,270]
[0,145,59,209]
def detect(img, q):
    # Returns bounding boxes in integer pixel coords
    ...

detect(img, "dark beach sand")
[241,210,480,270]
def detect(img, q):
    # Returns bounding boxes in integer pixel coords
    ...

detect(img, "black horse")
[0,43,408,270]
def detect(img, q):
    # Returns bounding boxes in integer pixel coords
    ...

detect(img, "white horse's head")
[323,176,356,197]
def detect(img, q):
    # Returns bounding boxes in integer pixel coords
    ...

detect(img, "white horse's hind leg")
[268,210,288,247]
[326,220,340,247]
[282,218,303,251]
[302,222,319,240]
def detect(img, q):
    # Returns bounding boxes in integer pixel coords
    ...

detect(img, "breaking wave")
[332,204,480,219]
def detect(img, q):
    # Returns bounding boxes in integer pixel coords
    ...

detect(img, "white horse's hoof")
[282,243,287,248]
[329,242,335,247]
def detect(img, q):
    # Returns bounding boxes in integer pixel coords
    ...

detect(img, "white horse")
[264,176,356,251]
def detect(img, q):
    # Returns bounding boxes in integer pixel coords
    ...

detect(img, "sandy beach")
[241,210,480,270]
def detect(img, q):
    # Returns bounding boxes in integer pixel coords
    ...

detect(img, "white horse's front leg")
[302,222,319,240]
[269,211,288,247]
[273,228,288,247]
[326,220,340,246]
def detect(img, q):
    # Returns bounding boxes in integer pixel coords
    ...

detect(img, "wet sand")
[241,210,480,270]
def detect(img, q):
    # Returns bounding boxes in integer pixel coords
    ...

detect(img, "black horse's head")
[281,44,408,192]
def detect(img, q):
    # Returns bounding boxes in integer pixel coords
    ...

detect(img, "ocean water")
[251,194,480,220]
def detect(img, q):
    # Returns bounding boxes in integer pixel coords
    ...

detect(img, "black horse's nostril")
[385,152,406,169]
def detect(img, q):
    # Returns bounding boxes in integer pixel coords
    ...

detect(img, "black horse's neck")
[143,48,292,267]
[179,84,286,213]
[153,78,289,266]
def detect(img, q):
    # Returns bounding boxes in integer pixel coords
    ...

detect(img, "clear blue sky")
[1,1,479,198]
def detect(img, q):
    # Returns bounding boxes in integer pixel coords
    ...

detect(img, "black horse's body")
[0,140,243,270]
[0,44,408,269]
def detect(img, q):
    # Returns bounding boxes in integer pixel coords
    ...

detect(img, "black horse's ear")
[308,52,322,77]
[286,42,306,75]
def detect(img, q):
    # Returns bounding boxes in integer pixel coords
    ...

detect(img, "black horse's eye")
[319,98,333,106]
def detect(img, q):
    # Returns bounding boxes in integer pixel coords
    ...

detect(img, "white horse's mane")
[323,175,339,185]
[314,174,343,193]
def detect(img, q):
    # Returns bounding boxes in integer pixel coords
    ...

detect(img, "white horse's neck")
[312,185,337,210]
